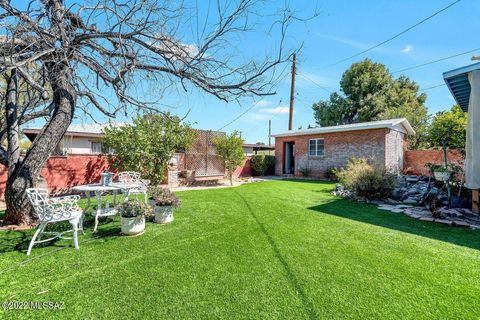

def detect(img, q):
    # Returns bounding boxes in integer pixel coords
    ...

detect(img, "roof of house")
[443,62,480,112]
[243,143,275,149]
[23,123,125,139]
[271,118,415,138]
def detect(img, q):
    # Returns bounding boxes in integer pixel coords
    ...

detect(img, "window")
[309,139,324,157]
[91,141,102,154]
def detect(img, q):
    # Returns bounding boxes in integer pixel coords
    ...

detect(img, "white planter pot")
[121,216,145,235]
[434,171,450,181]
[154,205,174,224]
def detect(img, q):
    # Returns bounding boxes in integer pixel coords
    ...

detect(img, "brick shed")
[272,118,415,178]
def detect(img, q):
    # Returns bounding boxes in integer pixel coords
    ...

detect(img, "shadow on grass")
[283,179,336,185]
[309,198,480,251]
[235,190,319,320]
[0,216,120,254]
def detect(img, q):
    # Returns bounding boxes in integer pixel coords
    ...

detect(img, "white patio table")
[72,182,141,232]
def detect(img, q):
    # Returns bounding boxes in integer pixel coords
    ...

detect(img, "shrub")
[336,158,395,200]
[325,167,337,179]
[264,155,276,175]
[299,166,311,177]
[250,155,276,176]
[250,155,267,176]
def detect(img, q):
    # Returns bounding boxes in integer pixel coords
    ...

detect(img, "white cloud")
[259,106,290,114]
[317,33,372,51]
[401,45,413,54]
[254,100,274,107]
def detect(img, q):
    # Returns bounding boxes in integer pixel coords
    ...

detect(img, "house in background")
[23,123,123,155]
[443,62,480,213]
[242,143,275,156]
[271,118,415,177]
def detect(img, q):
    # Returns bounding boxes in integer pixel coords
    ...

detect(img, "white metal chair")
[25,188,83,256]
[117,171,149,203]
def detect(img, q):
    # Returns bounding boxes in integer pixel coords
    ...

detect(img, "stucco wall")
[58,136,103,154]
[385,130,405,174]
[275,128,400,178]
[0,155,112,198]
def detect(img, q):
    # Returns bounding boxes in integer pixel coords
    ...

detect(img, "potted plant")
[433,166,451,182]
[117,201,147,235]
[149,187,181,224]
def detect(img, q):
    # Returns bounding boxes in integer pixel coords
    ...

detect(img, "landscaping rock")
[452,220,470,228]
[434,219,453,226]
[405,175,419,182]
[402,198,419,205]
[377,205,395,211]
[419,217,434,222]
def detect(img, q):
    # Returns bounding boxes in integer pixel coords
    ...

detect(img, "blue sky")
[67,0,479,143]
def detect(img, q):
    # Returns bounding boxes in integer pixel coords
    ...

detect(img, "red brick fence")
[404,150,464,176]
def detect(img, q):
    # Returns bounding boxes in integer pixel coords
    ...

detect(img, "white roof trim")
[271,118,415,138]
[443,62,480,79]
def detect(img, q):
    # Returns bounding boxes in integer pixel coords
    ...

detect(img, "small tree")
[214,131,245,186]
[428,105,467,149]
[103,113,194,185]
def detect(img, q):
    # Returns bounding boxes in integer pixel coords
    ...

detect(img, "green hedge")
[250,155,276,176]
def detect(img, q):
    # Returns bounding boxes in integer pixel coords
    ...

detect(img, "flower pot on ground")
[433,168,451,182]
[117,201,148,235]
[148,186,181,224]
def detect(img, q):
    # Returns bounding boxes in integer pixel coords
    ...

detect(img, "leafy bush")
[264,155,276,175]
[213,131,245,185]
[299,166,311,177]
[325,167,337,179]
[250,155,267,176]
[102,113,194,185]
[336,158,395,200]
[250,155,276,176]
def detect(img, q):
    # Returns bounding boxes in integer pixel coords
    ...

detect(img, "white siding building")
[24,123,123,155]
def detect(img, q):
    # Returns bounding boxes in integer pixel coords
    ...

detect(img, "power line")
[217,102,259,131]
[321,0,462,69]
[420,83,446,91]
[297,72,332,94]
[217,97,285,132]
[392,47,480,74]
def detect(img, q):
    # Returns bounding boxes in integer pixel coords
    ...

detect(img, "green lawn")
[0,180,479,319]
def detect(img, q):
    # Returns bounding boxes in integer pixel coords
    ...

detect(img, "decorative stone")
[377,205,394,211]
[452,220,470,228]
[434,219,453,226]
[403,198,419,205]
[419,217,434,222]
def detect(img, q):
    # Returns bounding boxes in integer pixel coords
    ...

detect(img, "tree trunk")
[3,66,76,226]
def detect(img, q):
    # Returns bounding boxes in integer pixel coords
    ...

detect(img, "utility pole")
[268,119,271,146]
[288,53,296,130]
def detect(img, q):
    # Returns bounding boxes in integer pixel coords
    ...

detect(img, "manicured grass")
[0,180,479,319]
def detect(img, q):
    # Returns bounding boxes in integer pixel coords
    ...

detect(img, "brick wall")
[404,150,464,175]
[275,128,392,178]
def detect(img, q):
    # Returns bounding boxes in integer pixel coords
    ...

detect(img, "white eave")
[271,118,415,138]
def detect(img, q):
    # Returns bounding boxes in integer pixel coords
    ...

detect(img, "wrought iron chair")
[25,188,83,256]
[117,171,149,203]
